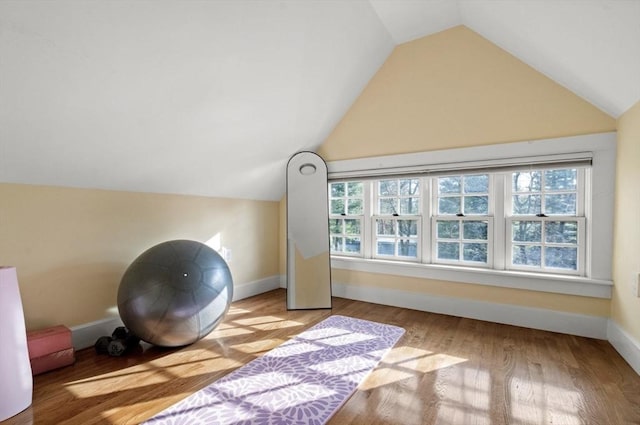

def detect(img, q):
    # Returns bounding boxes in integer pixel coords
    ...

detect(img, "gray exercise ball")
[117,239,233,347]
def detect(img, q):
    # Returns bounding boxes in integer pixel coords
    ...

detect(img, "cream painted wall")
[332,270,610,318]
[318,26,615,161]
[612,101,640,342]
[0,183,279,330]
[315,25,616,317]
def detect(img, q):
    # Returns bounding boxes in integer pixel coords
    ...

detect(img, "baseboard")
[279,274,286,288]
[70,316,124,350]
[232,275,281,302]
[70,275,281,350]
[332,281,608,340]
[607,320,640,375]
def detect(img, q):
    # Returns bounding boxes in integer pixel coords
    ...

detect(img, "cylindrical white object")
[0,266,33,421]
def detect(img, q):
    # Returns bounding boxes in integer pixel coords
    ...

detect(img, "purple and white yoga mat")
[144,314,405,425]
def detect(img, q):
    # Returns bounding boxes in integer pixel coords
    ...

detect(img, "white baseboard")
[607,320,640,375]
[70,316,124,350]
[70,275,281,350]
[279,274,287,288]
[232,275,281,302]
[332,281,608,340]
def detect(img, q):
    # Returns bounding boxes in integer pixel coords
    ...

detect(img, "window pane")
[377,219,396,236]
[513,171,541,192]
[463,221,488,240]
[398,240,418,257]
[344,219,361,235]
[377,240,395,256]
[512,195,541,215]
[544,194,576,215]
[437,221,460,239]
[512,221,541,242]
[379,198,397,215]
[329,219,342,234]
[347,199,363,215]
[438,177,461,194]
[379,180,397,196]
[464,196,488,215]
[344,238,361,253]
[330,237,344,252]
[438,242,459,260]
[545,169,577,191]
[400,198,420,214]
[398,220,418,237]
[464,175,489,193]
[347,182,363,196]
[463,243,487,262]
[545,221,578,244]
[439,196,461,214]
[512,245,541,266]
[399,179,420,195]
[330,199,344,215]
[545,247,577,270]
[330,183,345,197]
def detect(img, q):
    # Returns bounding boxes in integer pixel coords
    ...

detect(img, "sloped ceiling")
[1,0,638,201]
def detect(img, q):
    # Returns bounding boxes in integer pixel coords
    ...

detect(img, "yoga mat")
[144,315,405,425]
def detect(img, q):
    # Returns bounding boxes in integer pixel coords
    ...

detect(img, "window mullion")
[422,177,431,264]
[363,182,373,259]
[494,174,506,270]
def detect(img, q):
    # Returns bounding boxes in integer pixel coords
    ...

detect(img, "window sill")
[330,256,612,299]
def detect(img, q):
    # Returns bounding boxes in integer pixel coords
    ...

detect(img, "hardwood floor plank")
[3,289,639,425]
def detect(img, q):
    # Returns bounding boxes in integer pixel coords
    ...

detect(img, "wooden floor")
[5,289,640,425]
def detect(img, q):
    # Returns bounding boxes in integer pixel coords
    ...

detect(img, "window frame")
[371,177,422,262]
[505,168,586,275]
[324,133,616,299]
[328,181,366,257]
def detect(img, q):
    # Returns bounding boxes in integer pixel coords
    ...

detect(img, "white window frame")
[372,216,422,261]
[328,181,365,257]
[505,168,586,275]
[431,216,494,267]
[325,133,616,299]
[506,216,586,275]
[431,173,494,267]
[371,177,422,262]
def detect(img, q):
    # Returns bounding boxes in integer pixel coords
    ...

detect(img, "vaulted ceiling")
[1,1,638,201]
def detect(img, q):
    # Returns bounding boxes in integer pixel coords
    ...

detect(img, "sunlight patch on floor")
[233,315,288,326]
[360,346,468,390]
[509,377,584,425]
[207,326,255,338]
[230,338,284,354]
[64,356,242,398]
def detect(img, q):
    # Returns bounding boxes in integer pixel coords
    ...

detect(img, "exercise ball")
[117,240,233,347]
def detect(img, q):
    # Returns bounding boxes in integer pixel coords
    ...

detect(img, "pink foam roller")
[27,325,73,359]
[30,347,75,375]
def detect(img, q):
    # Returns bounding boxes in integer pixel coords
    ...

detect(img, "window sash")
[372,216,421,261]
[507,168,585,216]
[506,217,585,275]
[431,217,494,267]
[329,216,364,257]
[374,178,422,215]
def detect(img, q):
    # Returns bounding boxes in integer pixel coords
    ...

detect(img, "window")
[329,181,364,256]
[329,168,586,276]
[325,133,615,298]
[507,168,585,275]
[432,174,492,266]
[373,179,421,260]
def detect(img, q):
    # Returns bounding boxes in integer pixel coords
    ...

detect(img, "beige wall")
[0,183,279,330]
[318,26,615,161]
[612,100,640,342]
[316,26,616,316]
